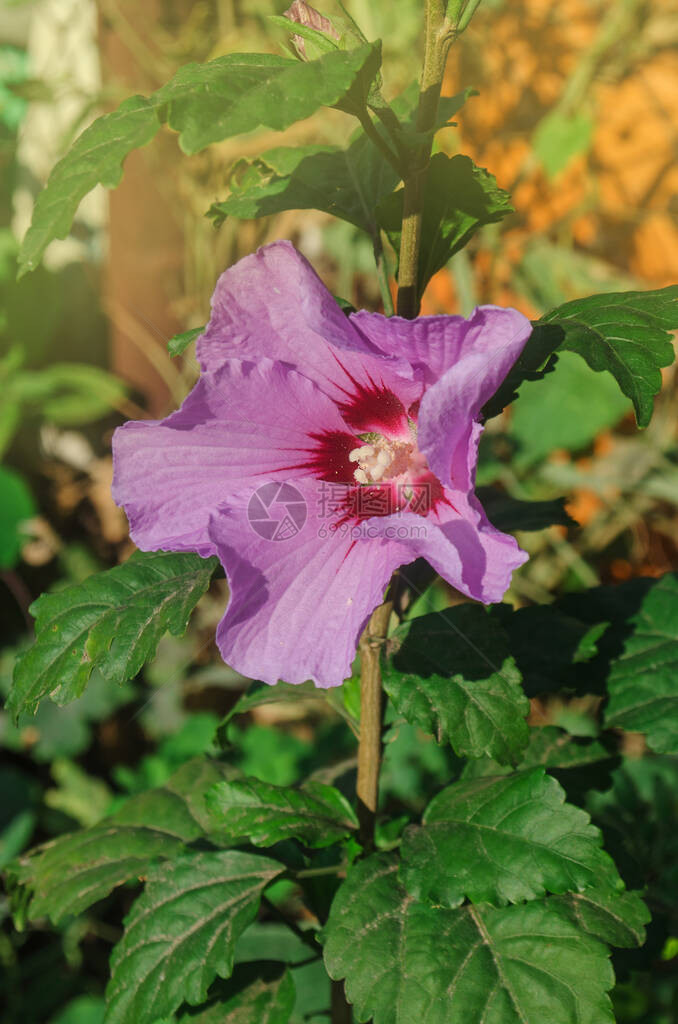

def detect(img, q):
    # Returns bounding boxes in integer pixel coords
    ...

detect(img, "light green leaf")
[377,152,512,299]
[9,550,217,717]
[539,285,678,427]
[206,777,358,848]
[19,45,382,275]
[18,96,159,277]
[168,327,204,357]
[323,854,616,1024]
[533,110,594,178]
[155,45,380,153]
[604,572,678,752]
[104,850,284,1024]
[401,769,621,909]
[11,758,235,924]
[209,132,399,238]
[175,964,295,1023]
[509,350,631,465]
[0,466,35,570]
[383,605,529,764]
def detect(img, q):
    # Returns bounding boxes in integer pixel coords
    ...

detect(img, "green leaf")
[604,573,678,753]
[323,854,616,1024]
[104,850,284,1024]
[383,605,529,764]
[508,350,631,465]
[400,768,622,908]
[477,486,574,532]
[377,153,512,299]
[533,110,594,178]
[168,327,204,357]
[18,96,159,277]
[175,964,295,1023]
[539,285,678,427]
[209,132,399,238]
[155,43,382,153]
[36,363,129,425]
[0,465,35,569]
[19,44,382,275]
[552,888,649,949]
[11,758,235,924]
[9,550,217,717]
[206,777,358,848]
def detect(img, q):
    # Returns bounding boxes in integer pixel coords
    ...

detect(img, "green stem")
[396,1,455,318]
[374,234,395,316]
[356,107,403,175]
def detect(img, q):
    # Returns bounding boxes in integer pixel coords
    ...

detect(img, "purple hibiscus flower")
[112,241,531,687]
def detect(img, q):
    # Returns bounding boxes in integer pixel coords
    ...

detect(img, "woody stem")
[356,596,393,848]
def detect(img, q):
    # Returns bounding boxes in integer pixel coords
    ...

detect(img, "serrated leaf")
[604,573,678,753]
[540,285,678,427]
[19,45,382,275]
[377,152,512,299]
[168,327,204,357]
[323,854,616,1024]
[553,888,649,949]
[400,768,622,908]
[206,777,358,848]
[104,850,284,1024]
[11,758,235,924]
[175,964,295,1023]
[9,550,216,717]
[18,96,159,277]
[155,44,382,154]
[209,132,399,238]
[383,605,529,764]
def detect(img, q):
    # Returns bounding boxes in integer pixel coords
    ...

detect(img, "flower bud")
[283,1,340,60]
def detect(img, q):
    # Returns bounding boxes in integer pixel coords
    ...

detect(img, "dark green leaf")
[105,850,284,1024]
[553,888,649,949]
[11,758,235,924]
[176,964,295,1023]
[539,285,678,427]
[400,768,622,908]
[9,550,216,717]
[168,327,204,357]
[477,486,574,532]
[482,321,561,420]
[0,465,35,569]
[206,777,358,848]
[377,153,512,299]
[19,45,383,274]
[383,605,529,764]
[604,573,678,752]
[323,854,616,1024]
[18,96,159,277]
[209,132,399,238]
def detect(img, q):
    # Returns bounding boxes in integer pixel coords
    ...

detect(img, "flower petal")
[208,482,408,687]
[198,241,420,432]
[365,495,527,605]
[417,307,532,488]
[351,305,532,386]
[112,358,354,557]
